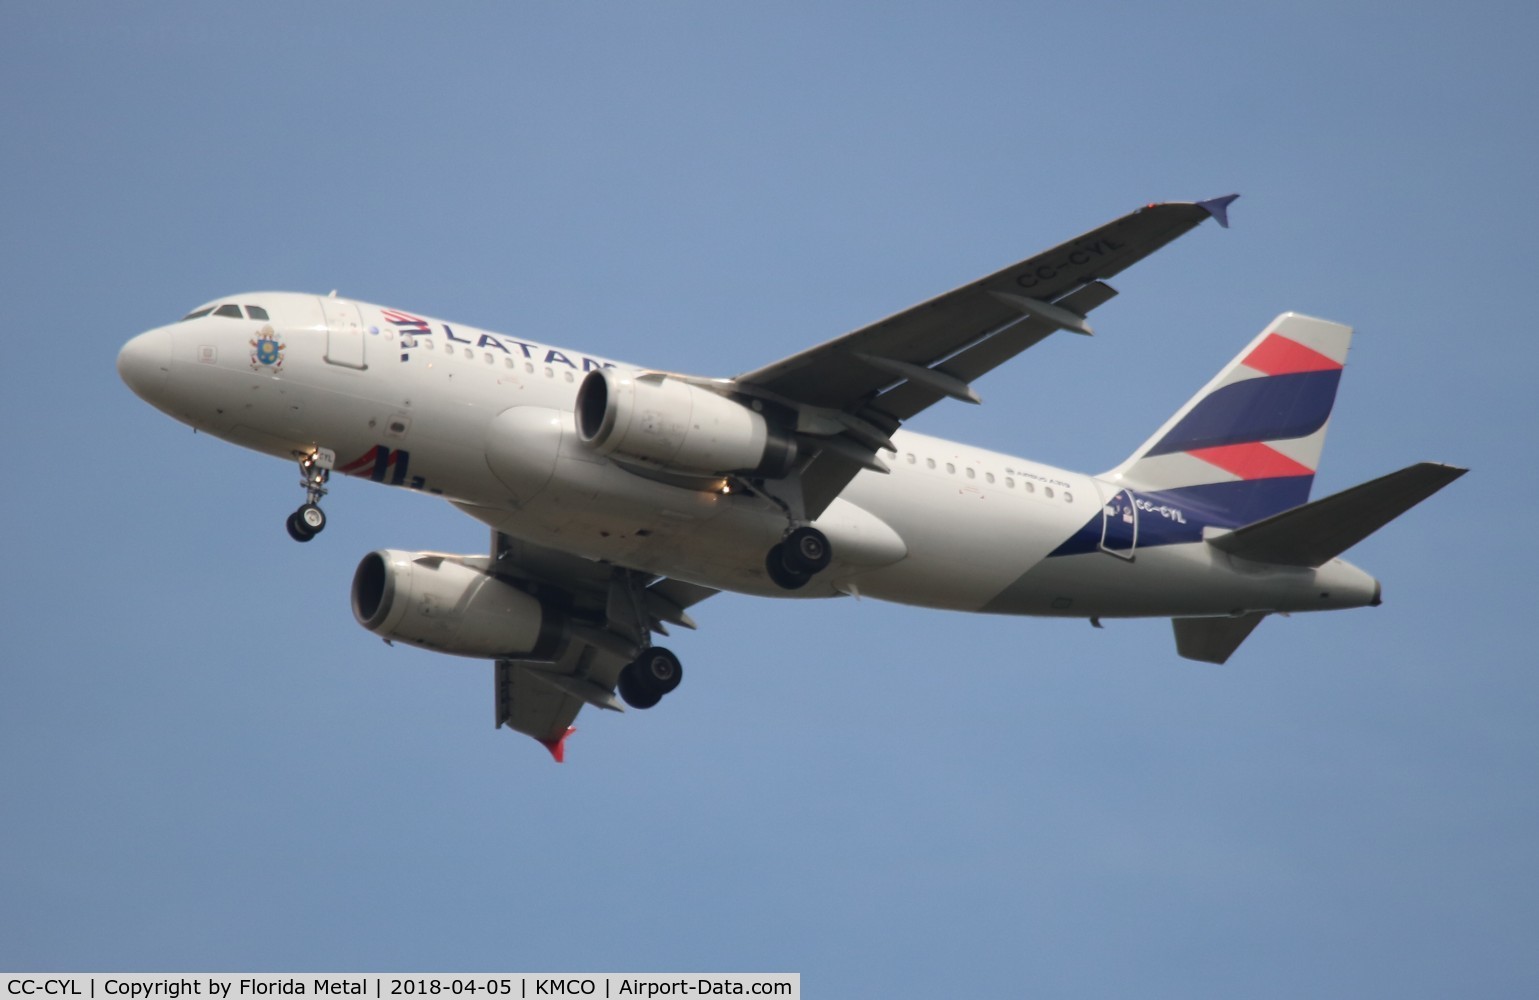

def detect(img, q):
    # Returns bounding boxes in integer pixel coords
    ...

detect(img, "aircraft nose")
[117,327,172,401]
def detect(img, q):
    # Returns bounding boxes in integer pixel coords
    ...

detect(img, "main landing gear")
[285,449,335,542]
[765,525,831,590]
[618,646,683,710]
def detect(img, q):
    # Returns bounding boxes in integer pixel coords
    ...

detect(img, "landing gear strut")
[286,449,335,542]
[618,646,683,710]
[765,525,831,590]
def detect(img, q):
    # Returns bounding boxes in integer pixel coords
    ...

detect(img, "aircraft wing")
[733,197,1236,517]
[481,528,717,760]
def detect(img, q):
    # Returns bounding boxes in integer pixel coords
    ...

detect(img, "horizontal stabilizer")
[1173,612,1267,664]
[1209,462,1467,567]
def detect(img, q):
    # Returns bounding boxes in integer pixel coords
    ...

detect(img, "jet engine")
[351,550,565,659]
[575,369,797,477]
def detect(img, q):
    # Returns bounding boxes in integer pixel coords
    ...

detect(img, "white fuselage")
[117,292,1380,621]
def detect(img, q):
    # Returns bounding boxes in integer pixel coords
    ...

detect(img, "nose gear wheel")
[286,503,327,542]
[286,448,335,542]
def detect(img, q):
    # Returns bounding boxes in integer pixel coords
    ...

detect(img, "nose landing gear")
[285,448,335,542]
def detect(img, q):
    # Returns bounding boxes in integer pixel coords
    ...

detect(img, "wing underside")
[483,529,716,760]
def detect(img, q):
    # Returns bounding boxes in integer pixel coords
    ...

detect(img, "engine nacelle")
[351,550,565,659]
[575,369,797,477]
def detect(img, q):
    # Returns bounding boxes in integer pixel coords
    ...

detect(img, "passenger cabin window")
[245,305,270,321]
[214,304,243,318]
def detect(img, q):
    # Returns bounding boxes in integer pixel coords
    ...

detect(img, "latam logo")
[380,308,615,372]
[1149,331,1344,482]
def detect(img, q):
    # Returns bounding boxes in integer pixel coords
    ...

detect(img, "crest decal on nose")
[250,325,286,372]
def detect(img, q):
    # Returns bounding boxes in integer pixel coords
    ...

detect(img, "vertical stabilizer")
[1106,313,1350,526]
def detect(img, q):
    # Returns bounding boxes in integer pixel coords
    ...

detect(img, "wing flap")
[495,658,588,744]
[527,668,627,712]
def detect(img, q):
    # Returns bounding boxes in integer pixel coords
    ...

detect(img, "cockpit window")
[179,303,271,322]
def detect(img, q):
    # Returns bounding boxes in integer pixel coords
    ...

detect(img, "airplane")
[116,195,1464,761]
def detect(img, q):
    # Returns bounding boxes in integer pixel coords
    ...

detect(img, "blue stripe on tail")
[1146,370,1341,456]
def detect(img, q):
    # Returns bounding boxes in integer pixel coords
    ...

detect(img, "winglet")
[1197,193,1240,229]
[538,726,576,763]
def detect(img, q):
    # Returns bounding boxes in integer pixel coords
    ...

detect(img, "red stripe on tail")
[1242,333,1343,376]
[1189,442,1315,480]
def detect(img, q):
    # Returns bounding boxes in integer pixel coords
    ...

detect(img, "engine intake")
[351,550,565,659]
[576,369,797,477]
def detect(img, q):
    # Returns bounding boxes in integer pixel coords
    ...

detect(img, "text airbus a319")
[117,196,1464,760]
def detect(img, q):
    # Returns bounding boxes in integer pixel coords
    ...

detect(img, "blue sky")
[3,2,1536,995]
